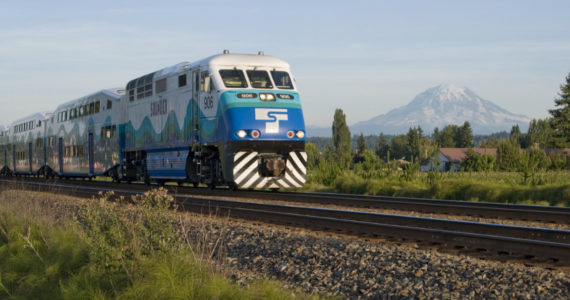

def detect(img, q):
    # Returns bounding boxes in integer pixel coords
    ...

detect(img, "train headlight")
[296,130,305,139]
[237,130,247,138]
[259,93,275,101]
[251,130,260,138]
[287,130,294,138]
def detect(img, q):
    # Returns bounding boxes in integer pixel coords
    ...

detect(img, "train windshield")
[271,71,294,89]
[246,70,273,89]
[219,70,248,88]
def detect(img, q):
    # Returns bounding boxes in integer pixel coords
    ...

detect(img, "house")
[420,148,497,172]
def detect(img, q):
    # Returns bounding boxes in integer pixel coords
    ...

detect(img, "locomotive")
[0,51,307,190]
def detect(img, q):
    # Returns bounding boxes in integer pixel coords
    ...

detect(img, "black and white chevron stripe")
[233,150,307,189]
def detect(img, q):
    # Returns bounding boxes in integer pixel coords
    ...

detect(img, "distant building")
[420,148,497,172]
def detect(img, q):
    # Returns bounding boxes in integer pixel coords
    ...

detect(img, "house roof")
[439,148,497,163]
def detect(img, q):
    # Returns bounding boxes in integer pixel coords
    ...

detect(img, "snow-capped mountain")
[350,84,531,135]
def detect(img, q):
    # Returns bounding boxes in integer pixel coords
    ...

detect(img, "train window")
[111,125,116,138]
[200,71,210,92]
[129,90,135,101]
[89,103,95,115]
[35,138,42,148]
[219,70,248,88]
[178,74,187,87]
[271,71,294,89]
[64,111,68,121]
[107,100,113,110]
[85,104,89,115]
[79,106,84,117]
[95,101,100,113]
[24,123,28,131]
[156,78,167,93]
[246,70,273,89]
[70,109,75,119]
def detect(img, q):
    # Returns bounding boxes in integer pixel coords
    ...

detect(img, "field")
[301,169,570,207]
[0,188,325,299]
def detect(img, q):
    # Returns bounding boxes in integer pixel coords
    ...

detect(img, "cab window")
[219,70,248,88]
[271,71,294,89]
[246,70,273,89]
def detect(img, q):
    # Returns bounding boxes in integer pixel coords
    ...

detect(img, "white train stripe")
[289,151,306,174]
[234,151,247,162]
[286,169,304,186]
[235,161,259,184]
[234,152,258,175]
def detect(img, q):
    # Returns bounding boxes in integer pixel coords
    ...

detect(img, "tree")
[549,73,570,147]
[375,133,389,161]
[434,125,457,147]
[496,139,521,171]
[356,133,367,154]
[406,127,423,161]
[510,124,522,144]
[456,121,474,148]
[390,135,408,160]
[305,143,320,169]
[527,118,554,149]
[332,109,351,168]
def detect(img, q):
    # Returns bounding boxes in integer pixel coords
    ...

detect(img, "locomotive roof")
[190,53,290,69]
[56,88,124,110]
[10,111,52,125]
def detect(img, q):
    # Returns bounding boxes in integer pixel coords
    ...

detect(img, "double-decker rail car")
[46,89,123,178]
[0,125,8,175]
[7,113,51,175]
[1,51,307,190]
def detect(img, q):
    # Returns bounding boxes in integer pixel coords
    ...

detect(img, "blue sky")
[1,0,569,129]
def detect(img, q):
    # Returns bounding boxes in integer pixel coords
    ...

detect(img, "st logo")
[254,108,288,133]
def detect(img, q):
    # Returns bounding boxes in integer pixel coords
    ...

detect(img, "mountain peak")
[349,85,531,135]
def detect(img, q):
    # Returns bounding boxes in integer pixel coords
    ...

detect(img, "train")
[0,51,307,190]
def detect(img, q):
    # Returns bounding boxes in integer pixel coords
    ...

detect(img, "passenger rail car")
[6,113,51,176]
[0,51,307,190]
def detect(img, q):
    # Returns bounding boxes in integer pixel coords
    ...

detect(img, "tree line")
[307,73,570,172]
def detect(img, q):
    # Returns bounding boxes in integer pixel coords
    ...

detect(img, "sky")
[1,0,569,129]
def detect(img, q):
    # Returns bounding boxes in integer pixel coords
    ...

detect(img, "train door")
[88,133,94,175]
[198,69,216,119]
[28,142,32,173]
[12,144,16,173]
[192,70,200,143]
[58,138,64,174]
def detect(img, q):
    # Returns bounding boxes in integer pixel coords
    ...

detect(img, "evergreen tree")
[496,139,521,171]
[390,135,408,160]
[356,133,367,154]
[406,127,423,161]
[527,118,554,149]
[549,73,570,148]
[457,121,474,148]
[434,125,457,147]
[332,108,351,168]
[375,133,389,160]
[510,124,523,146]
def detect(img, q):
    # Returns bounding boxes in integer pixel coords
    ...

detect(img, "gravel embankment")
[2,190,569,299]
[179,214,570,299]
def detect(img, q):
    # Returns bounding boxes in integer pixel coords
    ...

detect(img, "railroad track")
[2,178,570,265]
[2,177,569,224]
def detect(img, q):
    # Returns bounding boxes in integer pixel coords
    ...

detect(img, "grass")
[0,188,327,299]
[300,169,570,207]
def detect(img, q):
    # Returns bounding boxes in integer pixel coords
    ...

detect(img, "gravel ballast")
[2,189,569,299]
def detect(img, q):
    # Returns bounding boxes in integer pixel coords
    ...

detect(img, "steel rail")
[3,179,570,263]
[2,177,570,224]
